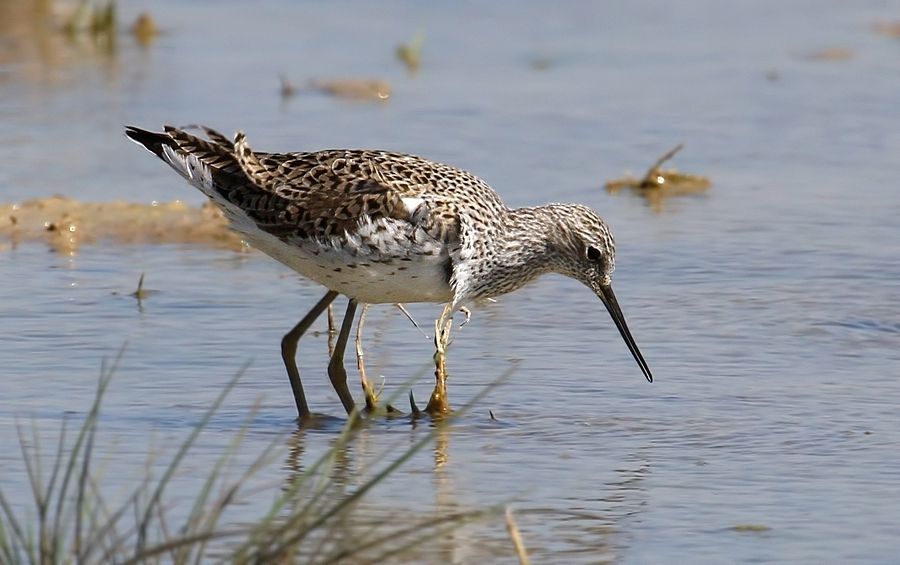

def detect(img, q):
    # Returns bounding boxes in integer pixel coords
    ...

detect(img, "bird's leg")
[281,290,338,420]
[426,304,454,415]
[328,299,358,415]
[355,305,402,416]
[355,304,379,412]
[326,303,337,358]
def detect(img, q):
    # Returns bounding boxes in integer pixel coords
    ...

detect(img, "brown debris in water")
[130,12,159,48]
[605,144,711,212]
[0,196,245,254]
[730,524,771,533]
[395,32,425,74]
[801,47,855,61]
[279,74,298,99]
[528,56,556,71]
[873,20,900,38]
[309,78,392,101]
[278,76,392,102]
[61,0,117,39]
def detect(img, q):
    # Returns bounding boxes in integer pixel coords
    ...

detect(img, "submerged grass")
[0,346,505,564]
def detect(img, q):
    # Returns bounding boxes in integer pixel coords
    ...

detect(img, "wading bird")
[126,125,653,419]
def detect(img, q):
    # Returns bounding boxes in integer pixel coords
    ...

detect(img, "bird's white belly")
[229,213,455,304]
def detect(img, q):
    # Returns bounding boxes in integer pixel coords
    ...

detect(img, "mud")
[0,196,244,254]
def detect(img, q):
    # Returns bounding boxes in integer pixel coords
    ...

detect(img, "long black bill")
[597,284,653,383]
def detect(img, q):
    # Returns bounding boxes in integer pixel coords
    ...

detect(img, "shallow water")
[2,0,900,562]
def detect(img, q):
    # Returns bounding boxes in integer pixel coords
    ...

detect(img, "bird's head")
[548,204,653,383]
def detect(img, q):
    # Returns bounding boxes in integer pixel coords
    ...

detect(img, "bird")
[125,124,653,420]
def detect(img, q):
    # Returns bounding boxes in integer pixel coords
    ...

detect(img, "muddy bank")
[0,196,244,254]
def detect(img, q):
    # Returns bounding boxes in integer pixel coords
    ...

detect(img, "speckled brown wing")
[251,150,419,239]
[162,127,420,241]
[257,149,499,245]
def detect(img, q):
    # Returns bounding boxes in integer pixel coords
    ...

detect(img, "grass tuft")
[0,348,509,563]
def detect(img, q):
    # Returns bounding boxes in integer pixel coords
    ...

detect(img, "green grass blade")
[188,401,285,564]
[124,527,249,565]
[133,362,248,556]
[74,401,100,559]
[51,345,123,548]
[0,488,30,564]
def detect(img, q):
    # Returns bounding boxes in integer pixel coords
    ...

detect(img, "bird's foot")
[295,411,350,430]
[409,389,452,420]
[358,373,404,418]
[361,380,379,412]
[423,388,452,417]
[419,365,452,417]
[362,399,404,418]
[420,346,452,416]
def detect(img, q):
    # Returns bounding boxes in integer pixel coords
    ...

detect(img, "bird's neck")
[455,205,566,303]
[501,204,574,270]
[502,203,562,250]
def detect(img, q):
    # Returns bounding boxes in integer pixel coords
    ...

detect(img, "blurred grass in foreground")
[0,347,504,564]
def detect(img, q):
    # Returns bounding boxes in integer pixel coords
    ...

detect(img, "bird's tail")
[124,125,174,161]
[125,124,248,199]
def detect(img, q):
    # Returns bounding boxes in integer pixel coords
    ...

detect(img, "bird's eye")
[586,245,603,262]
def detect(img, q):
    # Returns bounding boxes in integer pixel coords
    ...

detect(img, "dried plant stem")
[640,143,684,187]
[506,507,530,565]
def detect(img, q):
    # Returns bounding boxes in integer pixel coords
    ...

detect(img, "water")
[2,0,900,562]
